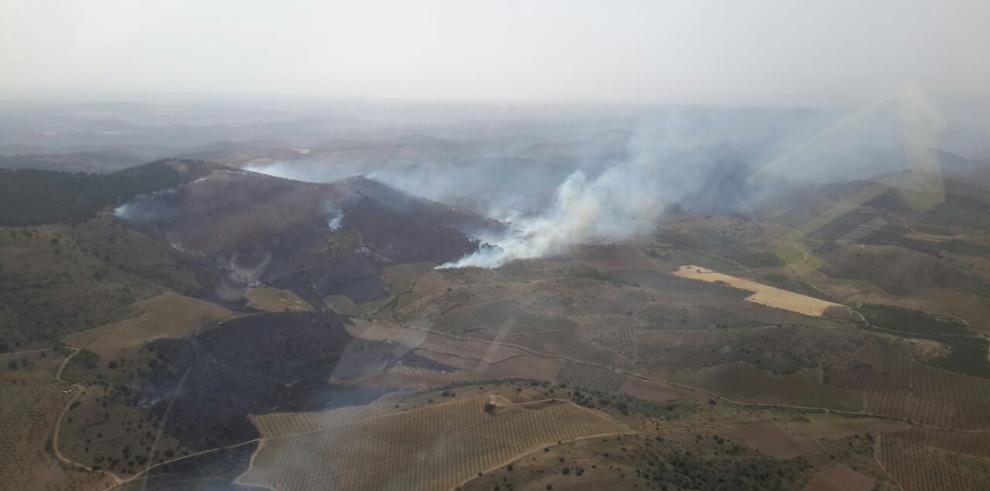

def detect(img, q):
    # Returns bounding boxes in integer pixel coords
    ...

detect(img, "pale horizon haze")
[2,0,989,107]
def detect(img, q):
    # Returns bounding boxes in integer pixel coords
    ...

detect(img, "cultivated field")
[878,435,990,491]
[250,401,399,438]
[556,361,625,392]
[891,427,990,458]
[684,361,863,412]
[64,291,235,357]
[237,394,630,491]
[344,319,528,368]
[825,343,990,429]
[674,265,843,317]
[245,287,314,312]
[330,364,480,391]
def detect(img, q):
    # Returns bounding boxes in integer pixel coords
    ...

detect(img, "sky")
[2,0,988,106]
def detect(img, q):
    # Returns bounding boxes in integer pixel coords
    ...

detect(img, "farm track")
[376,300,990,433]
[44,275,990,490]
[49,346,255,491]
[101,439,261,491]
[60,319,990,491]
[51,348,125,486]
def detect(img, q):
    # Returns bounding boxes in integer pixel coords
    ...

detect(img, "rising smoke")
[239,95,953,270]
[438,118,736,268]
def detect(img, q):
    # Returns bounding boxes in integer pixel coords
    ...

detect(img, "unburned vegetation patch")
[462,429,813,491]
[859,304,990,378]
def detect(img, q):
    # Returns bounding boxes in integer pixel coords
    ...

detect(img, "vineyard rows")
[240,395,629,491]
[251,401,395,438]
[878,435,990,491]
[892,428,990,459]
[826,344,990,429]
[387,364,473,385]
[556,361,625,393]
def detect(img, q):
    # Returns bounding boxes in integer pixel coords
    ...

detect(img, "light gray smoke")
[322,202,345,231]
[439,118,725,268]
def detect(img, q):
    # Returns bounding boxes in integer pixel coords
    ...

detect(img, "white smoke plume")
[440,119,722,268]
[322,202,345,231]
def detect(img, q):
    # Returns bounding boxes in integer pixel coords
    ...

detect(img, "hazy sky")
[2,0,988,106]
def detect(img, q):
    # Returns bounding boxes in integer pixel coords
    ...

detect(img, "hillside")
[114,170,494,305]
[0,159,215,226]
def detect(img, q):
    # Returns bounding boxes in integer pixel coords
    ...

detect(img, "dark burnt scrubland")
[58,311,448,476]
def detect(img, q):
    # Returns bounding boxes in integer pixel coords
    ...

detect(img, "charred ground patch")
[61,311,429,465]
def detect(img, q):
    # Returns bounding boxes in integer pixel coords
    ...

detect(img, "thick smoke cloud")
[242,94,960,270]
[242,110,811,269]
[439,119,731,268]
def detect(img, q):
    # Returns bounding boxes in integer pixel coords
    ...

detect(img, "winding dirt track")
[42,284,986,491]
[50,348,124,486]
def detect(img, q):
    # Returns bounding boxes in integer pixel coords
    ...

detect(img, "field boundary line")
[257,394,493,442]
[232,438,275,491]
[381,320,990,433]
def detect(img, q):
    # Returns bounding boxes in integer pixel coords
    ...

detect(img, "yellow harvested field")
[245,287,314,312]
[673,265,843,317]
[238,395,630,491]
[64,291,235,357]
